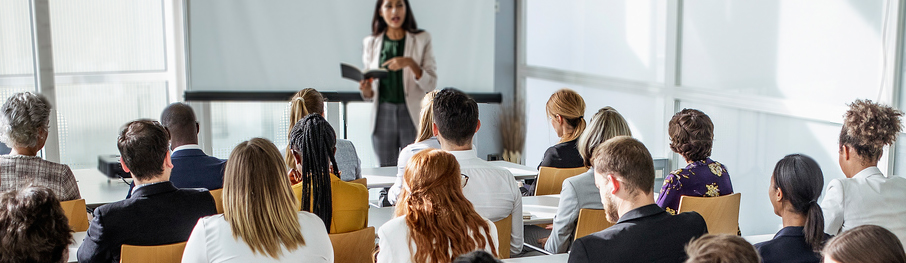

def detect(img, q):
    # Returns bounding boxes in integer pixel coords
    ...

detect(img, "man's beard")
[603,191,620,223]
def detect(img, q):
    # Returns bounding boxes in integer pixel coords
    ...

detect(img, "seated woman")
[288,114,369,234]
[0,92,80,201]
[755,154,829,263]
[657,109,733,215]
[389,90,440,205]
[378,149,498,263]
[538,106,632,254]
[182,138,333,262]
[0,186,73,263]
[286,88,362,181]
[538,88,586,169]
[685,234,760,263]
[822,100,906,244]
[822,225,906,263]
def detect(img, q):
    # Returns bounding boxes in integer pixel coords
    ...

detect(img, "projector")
[97,155,130,179]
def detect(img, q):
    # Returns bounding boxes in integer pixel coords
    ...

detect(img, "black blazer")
[568,204,708,263]
[77,181,217,263]
[755,226,829,263]
[538,139,584,169]
[125,148,226,198]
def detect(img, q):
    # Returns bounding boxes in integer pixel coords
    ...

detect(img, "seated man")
[78,120,217,263]
[568,136,708,263]
[432,88,524,256]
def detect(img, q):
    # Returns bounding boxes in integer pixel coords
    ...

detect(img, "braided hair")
[288,113,338,230]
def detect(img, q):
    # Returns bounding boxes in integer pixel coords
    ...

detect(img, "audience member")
[389,90,439,204]
[822,225,906,263]
[78,120,217,263]
[378,149,498,263]
[0,92,80,201]
[182,138,333,262]
[568,136,707,263]
[286,88,362,181]
[539,88,586,169]
[684,234,760,263]
[0,186,72,263]
[657,109,734,215]
[822,99,906,245]
[453,251,503,263]
[755,154,829,263]
[288,114,369,234]
[432,88,524,256]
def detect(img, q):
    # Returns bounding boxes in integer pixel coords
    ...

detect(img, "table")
[502,253,569,262]
[361,161,540,189]
[743,234,773,244]
[68,231,87,262]
[73,169,131,207]
[522,195,560,225]
[488,160,540,180]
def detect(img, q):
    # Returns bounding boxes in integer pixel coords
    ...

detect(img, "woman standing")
[360,0,437,167]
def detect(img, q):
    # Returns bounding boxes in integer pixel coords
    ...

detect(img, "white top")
[389,137,442,204]
[376,216,498,263]
[181,211,334,263]
[172,144,204,153]
[450,149,524,255]
[822,166,906,245]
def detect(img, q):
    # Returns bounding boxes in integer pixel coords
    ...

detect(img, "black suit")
[77,181,217,263]
[568,204,708,263]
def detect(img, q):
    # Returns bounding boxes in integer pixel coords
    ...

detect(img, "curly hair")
[669,109,714,161]
[0,92,52,149]
[839,99,902,162]
[0,186,73,263]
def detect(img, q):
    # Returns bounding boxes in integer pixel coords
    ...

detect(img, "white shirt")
[450,149,524,255]
[181,211,334,263]
[822,166,906,245]
[389,137,442,204]
[172,144,204,153]
[376,216,498,263]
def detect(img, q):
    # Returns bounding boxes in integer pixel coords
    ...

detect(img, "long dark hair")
[371,0,424,36]
[772,154,825,251]
[288,114,338,230]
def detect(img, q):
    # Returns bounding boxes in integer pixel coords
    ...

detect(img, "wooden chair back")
[492,214,513,259]
[329,226,376,263]
[120,242,187,263]
[350,178,367,187]
[678,193,741,235]
[59,199,89,232]
[534,167,588,196]
[574,209,614,240]
[209,188,224,214]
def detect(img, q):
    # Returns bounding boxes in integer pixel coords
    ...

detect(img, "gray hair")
[0,92,52,149]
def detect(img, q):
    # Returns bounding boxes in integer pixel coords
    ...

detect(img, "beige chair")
[534,167,588,196]
[350,178,367,187]
[573,209,614,240]
[492,214,513,259]
[120,242,187,263]
[678,193,741,235]
[209,188,224,214]
[59,199,89,232]
[329,226,376,263]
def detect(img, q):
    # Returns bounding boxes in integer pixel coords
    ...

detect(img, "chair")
[350,178,367,187]
[209,189,224,214]
[534,167,588,196]
[59,199,89,232]
[329,226,375,263]
[492,214,513,259]
[574,209,614,240]
[120,242,187,263]
[678,193,741,235]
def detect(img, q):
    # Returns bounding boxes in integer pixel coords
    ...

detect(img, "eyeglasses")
[461,174,470,188]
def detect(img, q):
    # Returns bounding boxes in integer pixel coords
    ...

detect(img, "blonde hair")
[286,88,325,170]
[546,88,586,143]
[225,138,306,259]
[415,90,439,143]
[576,107,632,167]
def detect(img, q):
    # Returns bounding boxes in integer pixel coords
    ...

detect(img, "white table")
[73,169,131,207]
[368,206,395,230]
[68,231,87,262]
[488,160,540,180]
[743,234,774,244]
[361,161,540,190]
[522,195,560,225]
[502,253,569,262]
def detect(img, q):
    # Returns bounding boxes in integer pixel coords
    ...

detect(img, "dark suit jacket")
[125,148,225,198]
[755,226,829,263]
[568,204,708,263]
[78,182,217,263]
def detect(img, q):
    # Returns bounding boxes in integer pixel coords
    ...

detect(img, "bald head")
[160,102,198,149]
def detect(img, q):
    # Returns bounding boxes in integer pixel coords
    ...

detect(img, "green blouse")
[378,34,406,104]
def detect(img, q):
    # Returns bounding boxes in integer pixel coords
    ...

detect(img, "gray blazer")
[335,139,362,181]
[544,169,603,254]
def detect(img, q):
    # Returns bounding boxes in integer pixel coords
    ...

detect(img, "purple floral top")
[656,158,734,215]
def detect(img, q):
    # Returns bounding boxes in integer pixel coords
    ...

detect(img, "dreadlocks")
[288,113,338,230]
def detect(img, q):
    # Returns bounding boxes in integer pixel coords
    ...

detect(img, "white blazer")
[821,166,906,245]
[361,31,438,133]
